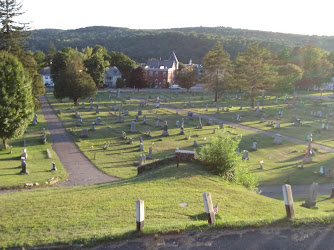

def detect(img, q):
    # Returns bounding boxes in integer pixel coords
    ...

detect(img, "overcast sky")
[17,0,334,36]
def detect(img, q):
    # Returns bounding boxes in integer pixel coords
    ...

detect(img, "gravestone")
[239,106,243,110]
[80,102,85,109]
[188,112,193,119]
[219,122,223,129]
[294,118,301,126]
[96,117,102,125]
[252,141,257,151]
[32,114,38,125]
[275,122,280,129]
[22,148,28,159]
[117,112,123,123]
[197,117,203,129]
[142,115,146,125]
[121,131,127,139]
[124,110,129,116]
[135,115,139,121]
[130,121,136,132]
[138,155,143,166]
[156,120,160,127]
[138,110,142,116]
[81,128,89,138]
[89,102,93,110]
[90,122,96,131]
[51,162,57,171]
[148,147,153,159]
[95,104,99,114]
[155,103,160,108]
[242,150,249,160]
[260,117,265,123]
[273,134,283,144]
[139,142,144,151]
[162,121,169,136]
[19,158,28,174]
[129,137,133,144]
[302,182,319,208]
[179,119,185,135]
[193,140,198,147]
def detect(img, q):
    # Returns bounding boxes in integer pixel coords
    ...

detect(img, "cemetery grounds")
[0,89,334,248]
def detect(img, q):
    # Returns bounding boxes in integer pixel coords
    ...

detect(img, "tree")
[271,63,303,96]
[51,47,78,85]
[174,67,197,91]
[84,45,109,86]
[0,51,34,149]
[289,45,333,90]
[54,55,97,105]
[109,51,136,80]
[202,42,234,102]
[0,0,29,54]
[45,42,56,66]
[127,66,147,90]
[33,50,46,71]
[234,43,278,107]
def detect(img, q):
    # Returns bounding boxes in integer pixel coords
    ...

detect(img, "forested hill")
[27,26,334,64]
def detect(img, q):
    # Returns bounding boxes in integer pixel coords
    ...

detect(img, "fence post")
[202,192,215,224]
[136,200,144,231]
[282,184,294,218]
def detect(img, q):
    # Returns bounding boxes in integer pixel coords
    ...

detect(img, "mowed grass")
[46,91,334,185]
[0,109,68,188]
[1,162,334,248]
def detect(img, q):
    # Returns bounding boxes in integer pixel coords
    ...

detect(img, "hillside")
[27,26,334,63]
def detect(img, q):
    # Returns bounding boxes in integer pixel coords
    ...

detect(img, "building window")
[163,79,166,84]
[149,71,153,76]
[155,79,158,84]
[155,71,158,77]
[163,72,166,77]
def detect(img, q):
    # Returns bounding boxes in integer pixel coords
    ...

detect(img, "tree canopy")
[0,51,34,148]
[174,67,197,91]
[202,42,234,101]
[109,51,136,80]
[126,66,147,90]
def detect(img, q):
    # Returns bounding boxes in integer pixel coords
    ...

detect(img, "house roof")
[39,67,51,76]
[105,66,122,76]
[147,52,178,69]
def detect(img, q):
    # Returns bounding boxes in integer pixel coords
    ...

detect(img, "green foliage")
[109,51,136,79]
[197,133,258,190]
[234,43,278,107]
[272,63,303,95]
[0,0,29,54]
[174,67,197,91]
[84,45,109,86]
[54,55,97,104]
[202,42,234,101]
[33,50,46,71]
[116,77,125,88]
[0,51,34,148]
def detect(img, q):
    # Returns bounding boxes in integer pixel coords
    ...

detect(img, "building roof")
[105,66,122,76]
[147,52,178,69]
[39,67,51,76]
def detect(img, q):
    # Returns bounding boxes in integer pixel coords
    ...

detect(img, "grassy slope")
[1,163,333,248]
[0,109,67,188]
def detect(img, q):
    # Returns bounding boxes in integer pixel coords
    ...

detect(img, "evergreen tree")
[0,0,29,53]
[234,43,278,107]
[202,42,234,102]
[84,45,109,86]
[46,42,57,66]
[0,51,34,149]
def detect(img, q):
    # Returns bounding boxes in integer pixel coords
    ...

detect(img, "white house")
[104,66,122,88]
[39,67,54,87]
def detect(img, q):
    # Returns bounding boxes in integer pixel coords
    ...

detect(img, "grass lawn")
[1,162,333,248]
[45,91,334,185]
[0,109,67,188]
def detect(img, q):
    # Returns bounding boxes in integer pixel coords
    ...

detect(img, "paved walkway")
[134,97,334,197]
[40,95,119,187]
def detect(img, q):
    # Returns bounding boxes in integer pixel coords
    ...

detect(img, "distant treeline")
[26,26,334,64]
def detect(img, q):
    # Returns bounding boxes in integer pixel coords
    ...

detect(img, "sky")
[16,0,334,36]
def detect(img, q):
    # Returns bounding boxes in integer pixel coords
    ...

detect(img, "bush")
[197,133,258,190]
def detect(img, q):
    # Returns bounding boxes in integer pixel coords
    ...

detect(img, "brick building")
[145,52,179,88]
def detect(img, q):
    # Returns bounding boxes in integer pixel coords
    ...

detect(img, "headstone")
[121,131,126,139]
[179,118,185,135]
[95,104,99,114]
[275,122,280,129]
[188,112,193,119]
[51,162,57,171]
[142,115,146,125]
[260,117,264,123]
[96,117,102,125]
[138,110,142,116]
[117,112,123,123]
[219,122,223,129]
[80,102,85,109]
[124,110,129,116]
[155,103,160,108]
[22,148,28,159]
[252,141,257,151]
[19,158,28,174]
[148,147,153,159]
[193,140,198,147]
[89,102,93,110]
[162,121,169,136]
[130,121,136,132]
[32,114,38,125]
[294,119,301,126]
[135,115,139,121]
[156,120,160,127]
[90,122,96,131]
[242,150,249,160]
[81,128,89,138]
[139,142,144,151]
[197,117,202,129]
[138,155,143,165]
[239,106,243,110]
[302,182,319,208]
[129,137,133,144]
[273,134,283,144]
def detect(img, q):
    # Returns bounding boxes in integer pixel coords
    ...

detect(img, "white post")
[282,184,294,218]
[202,192,215,224]
[136,200,145,231]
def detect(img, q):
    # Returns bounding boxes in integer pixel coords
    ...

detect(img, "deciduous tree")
[0,51,34,149]
[109,51,136,80]
[174,67,197,91]
[127,66,147,90]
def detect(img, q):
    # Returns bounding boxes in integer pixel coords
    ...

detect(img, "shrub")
[197,133,258,190]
